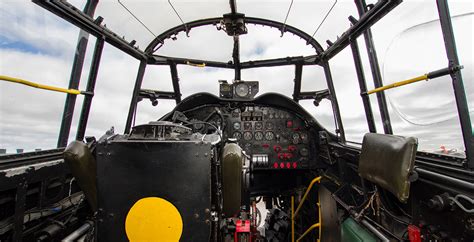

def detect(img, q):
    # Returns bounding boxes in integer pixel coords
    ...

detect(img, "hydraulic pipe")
[361,219,390,242]
[291,196,295,242]
[293,176,321,218]
[296,222,320,242]
[62,222,92,242]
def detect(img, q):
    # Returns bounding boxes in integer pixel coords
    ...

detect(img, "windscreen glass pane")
[178,65,234,99]
[241,66,294,97]
[371,1,472,157]
[301,66,337,134]
[329,47,369,143]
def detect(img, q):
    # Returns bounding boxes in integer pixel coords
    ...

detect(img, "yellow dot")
[125,197,183,242]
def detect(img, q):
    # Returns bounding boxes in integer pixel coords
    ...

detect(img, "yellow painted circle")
[125,197,183,242]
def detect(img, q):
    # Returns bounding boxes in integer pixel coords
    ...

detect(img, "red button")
[278,153,284,159]
[280,162,285,168]
[292,162,297,168]
[273,162,279,169]
[273,145,282,152]
[283,153,293,159]
[262,144,270,148]
[286,162,291,169]
[408,225,421,242]
[288,145,297,152]
[286,120,293,128]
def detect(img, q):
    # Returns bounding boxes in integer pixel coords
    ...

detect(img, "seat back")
[358,133,418,203]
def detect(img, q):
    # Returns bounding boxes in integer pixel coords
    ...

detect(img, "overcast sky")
[0,0,472,155]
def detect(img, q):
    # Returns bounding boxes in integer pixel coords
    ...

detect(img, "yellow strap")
[366,74,428,95]
[0,75,82,95]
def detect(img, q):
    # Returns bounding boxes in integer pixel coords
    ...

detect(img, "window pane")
[329,47,370,143]
[372,1,472,156]
[241,66,294,97]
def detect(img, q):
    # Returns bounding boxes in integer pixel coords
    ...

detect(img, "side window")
[329,46,370,143]
[370,1,470,156]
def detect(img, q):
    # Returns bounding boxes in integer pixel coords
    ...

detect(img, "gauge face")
[235,83,250,97]
[300,148,309,157]
[254,131,264,141]
[244,122,252,130]
[233,122,241,130]
[265,122,273,130]
[300,133,309,143]
[243,131,253,141]
[232,131,242,140]
[255,122,263,130]
[292,133,300,144]
[265,131,274,141]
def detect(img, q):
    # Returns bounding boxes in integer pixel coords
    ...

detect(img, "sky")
[0,0,473,156]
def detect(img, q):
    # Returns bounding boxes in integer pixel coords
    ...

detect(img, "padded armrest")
[358,133,418,203]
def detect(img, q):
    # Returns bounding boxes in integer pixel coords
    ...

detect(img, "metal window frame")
[34,0,471,165]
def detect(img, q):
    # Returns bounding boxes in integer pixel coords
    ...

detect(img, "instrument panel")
[227,106,315,170]
[179,103,317,170]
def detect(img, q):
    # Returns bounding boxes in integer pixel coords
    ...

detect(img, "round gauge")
[235,83,250,97]
[300,133,309,143]
[265,131,274,141]
[292,133,300,144]
[265,122,274,130]
[254,131,264,141]
[232,131,242,140]
[244,122,252,130]
[300,148,309,157]
[255,122,263,130]
[243,131,253,141]
[233,122,241,130]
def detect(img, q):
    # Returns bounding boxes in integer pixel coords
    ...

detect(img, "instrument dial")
[300,148,309,157]
[300,133,309,144]
[265,131,274,141]
[292,133,300,144]
[243,131,253,141]
[233,122,241,130]
[244,122,252,130]
[232,131,242,140]
[265,122,274,130]
[254,131,264,141]
[235,83,250,97]
[255,122,263,130]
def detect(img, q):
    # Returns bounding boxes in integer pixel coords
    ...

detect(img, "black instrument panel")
[227,106,315,170]
[181,104,317,170]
